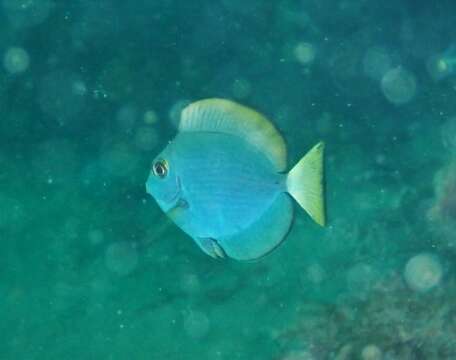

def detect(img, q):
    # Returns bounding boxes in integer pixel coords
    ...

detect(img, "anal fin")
[217,193,293,261]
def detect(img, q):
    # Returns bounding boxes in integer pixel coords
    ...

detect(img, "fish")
[145,98,325,261]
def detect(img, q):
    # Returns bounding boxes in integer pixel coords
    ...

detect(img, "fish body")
[169,132,284,238]
[146,99,325,261]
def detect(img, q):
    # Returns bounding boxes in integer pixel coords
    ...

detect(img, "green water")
[2,1,456,359]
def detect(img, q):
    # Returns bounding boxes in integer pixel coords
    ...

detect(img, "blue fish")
[146,99,325,261]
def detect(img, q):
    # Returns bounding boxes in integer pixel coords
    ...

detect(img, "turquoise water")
[2,1,456,359]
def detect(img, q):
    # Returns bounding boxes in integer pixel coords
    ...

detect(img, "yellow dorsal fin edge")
[179,98,287,171]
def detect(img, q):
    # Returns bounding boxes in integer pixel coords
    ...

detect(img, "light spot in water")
[381,67,417,105]
[3,47,30,74]
[143,110,158,125]
[294,42,316,65]
[404,253,442,292]
[361,344,382,360]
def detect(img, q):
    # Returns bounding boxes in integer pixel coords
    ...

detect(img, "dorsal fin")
[179,98,287,171]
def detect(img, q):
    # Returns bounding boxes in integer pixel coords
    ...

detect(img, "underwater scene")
[2,1,456,359]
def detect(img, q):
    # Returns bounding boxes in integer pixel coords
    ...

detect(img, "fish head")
[145,143,182,213]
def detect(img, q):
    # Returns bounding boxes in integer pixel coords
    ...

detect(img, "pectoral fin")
[194,237,226,259]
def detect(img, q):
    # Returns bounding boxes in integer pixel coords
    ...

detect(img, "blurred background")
[2,0,456,359]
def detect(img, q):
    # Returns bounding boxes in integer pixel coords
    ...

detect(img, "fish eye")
[152,159,168,178]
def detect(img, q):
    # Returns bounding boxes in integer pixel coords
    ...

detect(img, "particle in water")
[404,253,442,292]
[381,67,417,105]
[3,47,30,74]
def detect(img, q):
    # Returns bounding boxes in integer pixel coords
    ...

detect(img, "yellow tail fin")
[286,142,325,226]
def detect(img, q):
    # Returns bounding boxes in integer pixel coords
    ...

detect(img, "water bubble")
[404,253,442,292]
[105,242,138,276]
[3,47,30,74]
[294,42,316,65]
[3,0,54,29]
[183,310,210,340]
[134,126,159,151]
[362,46,392,80]
[381,67,417,105]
